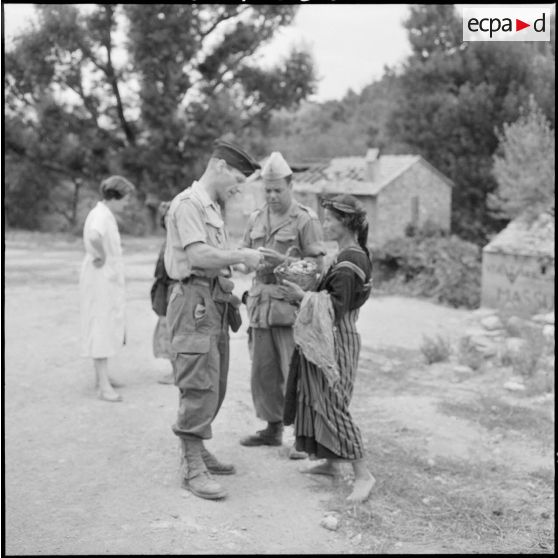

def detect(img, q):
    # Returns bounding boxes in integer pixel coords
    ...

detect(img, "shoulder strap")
[332,260,366,283]
[296,202,319,220]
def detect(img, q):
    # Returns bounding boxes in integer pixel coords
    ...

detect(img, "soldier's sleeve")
[299,212,327,257]
[241,211,258,248]
[174,200,207,249]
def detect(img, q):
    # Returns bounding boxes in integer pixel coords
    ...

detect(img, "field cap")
[212,139,260,177]
[261,152,293,181]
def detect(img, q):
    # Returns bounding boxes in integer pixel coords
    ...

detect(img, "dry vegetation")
[320,347,556,554]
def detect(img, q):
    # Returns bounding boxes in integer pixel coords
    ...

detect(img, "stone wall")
[375,161,452,245]
[481,250,555,316]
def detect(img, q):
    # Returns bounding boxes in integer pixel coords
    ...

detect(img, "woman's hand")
[279,279,305,303]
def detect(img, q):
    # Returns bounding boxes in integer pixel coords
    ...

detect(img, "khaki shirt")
[242,200,326,284]
[164,181,229,280]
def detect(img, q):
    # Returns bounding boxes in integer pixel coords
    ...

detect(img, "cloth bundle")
[293,290,340,386]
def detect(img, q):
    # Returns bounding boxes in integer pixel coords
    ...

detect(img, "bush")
[509,326,547,379]
[458,337,484,371]
[372,229,482,308]
[405,218,447,239]
[420,334,451,364]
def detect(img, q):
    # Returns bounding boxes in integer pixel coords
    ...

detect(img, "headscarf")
[321,194,370,259]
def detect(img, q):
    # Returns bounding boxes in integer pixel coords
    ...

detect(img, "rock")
[504,381,526,392]
[481,316,503,331]
[470,336,498,357]
[465,327,501,339]
[150,521,171,530]
[351,534,362,545]
[506,316,525,335]
[320,516,339,531]
[505,337,527,355]
[453,365,474,378]
[541,355,555,369]
[532,312,554,324]
[472,307,498,319]
[542,325,554,340]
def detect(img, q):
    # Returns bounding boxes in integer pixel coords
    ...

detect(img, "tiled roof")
[293,155,424,195]
[484,211,555,257]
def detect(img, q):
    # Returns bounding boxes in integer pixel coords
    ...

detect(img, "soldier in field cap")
[164,136,263,501]
[240,151,326,456]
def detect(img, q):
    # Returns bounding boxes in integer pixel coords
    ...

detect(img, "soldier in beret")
[240,152,326,455]
[164,138,263,500]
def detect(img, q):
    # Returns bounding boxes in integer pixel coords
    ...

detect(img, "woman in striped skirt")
[281,194,376,503]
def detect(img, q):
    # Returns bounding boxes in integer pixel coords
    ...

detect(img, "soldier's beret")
[212,139,260,177]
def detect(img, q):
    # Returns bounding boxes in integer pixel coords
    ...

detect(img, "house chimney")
[366,148,380,182]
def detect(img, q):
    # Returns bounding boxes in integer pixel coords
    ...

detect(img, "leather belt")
[171,276,214,287]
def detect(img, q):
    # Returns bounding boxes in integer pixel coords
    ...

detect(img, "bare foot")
[347,474,376,503]
[97,389,123,402]
[301,461,341,477]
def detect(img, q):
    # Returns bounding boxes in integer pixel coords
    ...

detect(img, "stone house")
[481,211,555,316]
[292,148,453,246]
[224,148,453,245]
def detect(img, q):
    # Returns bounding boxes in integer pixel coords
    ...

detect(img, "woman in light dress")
[80,175,135,402]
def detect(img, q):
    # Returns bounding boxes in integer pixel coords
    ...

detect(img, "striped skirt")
[290,309,365,460]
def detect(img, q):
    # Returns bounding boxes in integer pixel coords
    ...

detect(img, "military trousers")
[248,326,295,423]
[166,280,229,441]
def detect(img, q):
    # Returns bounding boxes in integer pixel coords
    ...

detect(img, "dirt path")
[4,235,554,554]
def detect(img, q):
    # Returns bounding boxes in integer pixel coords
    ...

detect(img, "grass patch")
[321,432,554,554]
[457,336,484,371]
[529,468,555,489]
[510,328,549,379]
[437,396,554,437]
[420,334,451,364]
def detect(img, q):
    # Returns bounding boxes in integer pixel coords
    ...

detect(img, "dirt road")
[4,233,554,554]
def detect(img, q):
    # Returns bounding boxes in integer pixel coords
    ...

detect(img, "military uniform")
[243,200,325,425]
[164,181,235,441]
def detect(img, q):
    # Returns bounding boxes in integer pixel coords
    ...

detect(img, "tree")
[488,97,555,222]
[4,4,316,230]
[246,68,405,162]
[386,4,555,244]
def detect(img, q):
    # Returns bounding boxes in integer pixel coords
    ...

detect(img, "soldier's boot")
[239,421,284,447]
[201,444,236,475]
[181,439,227,500]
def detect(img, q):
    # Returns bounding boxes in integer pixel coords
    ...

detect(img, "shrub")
[510,326,547,379]
[420,334,451,364]
[458,337,484,371]
[372,229,482,308]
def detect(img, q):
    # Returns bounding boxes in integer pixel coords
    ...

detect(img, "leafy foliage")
[385,5,555,244]
[420,334,451,364]
[489,97,555,222]
[373,225,482,308]
[4,4,316,230]
[457,337,484,371]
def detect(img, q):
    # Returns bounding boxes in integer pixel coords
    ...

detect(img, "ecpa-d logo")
[462,6,552,42]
